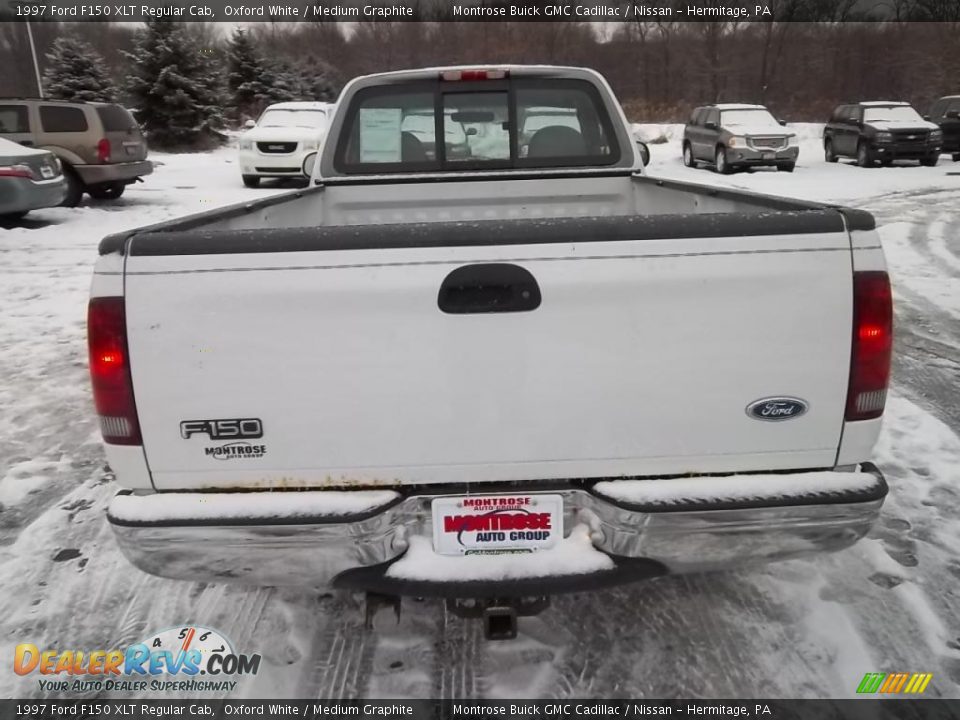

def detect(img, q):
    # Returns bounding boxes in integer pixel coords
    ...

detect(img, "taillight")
[97,138,111,163]
[846,271,892,421]
[88,297,141,445]
[440,69,508,82]
[0,164,35,179]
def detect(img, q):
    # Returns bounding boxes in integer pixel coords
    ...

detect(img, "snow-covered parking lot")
[1,129,959,699]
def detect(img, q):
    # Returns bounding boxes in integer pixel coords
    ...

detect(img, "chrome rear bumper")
[107,465,886,594]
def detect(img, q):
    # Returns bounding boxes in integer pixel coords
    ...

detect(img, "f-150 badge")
[180,418,263,439]
[746,397,808,421]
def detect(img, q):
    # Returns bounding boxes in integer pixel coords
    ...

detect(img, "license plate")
[762,152,776,160]
[40,166,53,178]
[432,493,563,556]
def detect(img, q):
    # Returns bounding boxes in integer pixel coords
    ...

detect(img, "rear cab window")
[334,77,620,174]
[0,104,30,133]
[39,105,89,133]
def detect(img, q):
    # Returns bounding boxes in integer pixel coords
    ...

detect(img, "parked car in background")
[823,101,942,167]
[238,101,332,187]
[0,137,66,222]
[682,104,798,173]
[927,95,960,161]
[0,99,152,206]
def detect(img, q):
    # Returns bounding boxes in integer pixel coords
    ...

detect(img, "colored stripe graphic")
[904,674,920,693]
[858,672,932,694]
[857,673,885,693]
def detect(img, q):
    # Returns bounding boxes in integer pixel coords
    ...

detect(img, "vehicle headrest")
[527,126,587,158]
[401,131,427,162]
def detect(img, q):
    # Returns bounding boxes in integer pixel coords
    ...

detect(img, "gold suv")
[0,98,152,206]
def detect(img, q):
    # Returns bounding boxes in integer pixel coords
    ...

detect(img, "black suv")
[823,102,942,167]
[927,95,960,161]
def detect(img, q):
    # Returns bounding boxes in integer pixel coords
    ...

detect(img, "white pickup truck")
[90,66,891,638]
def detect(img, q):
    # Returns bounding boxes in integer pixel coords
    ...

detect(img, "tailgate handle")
[438,263,541,314]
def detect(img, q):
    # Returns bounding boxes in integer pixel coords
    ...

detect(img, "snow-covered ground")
[1,136,959,699]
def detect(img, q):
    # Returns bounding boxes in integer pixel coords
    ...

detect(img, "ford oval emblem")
[746,397,809,421]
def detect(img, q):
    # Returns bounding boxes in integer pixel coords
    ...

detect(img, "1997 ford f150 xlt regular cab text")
[89,66,891,637]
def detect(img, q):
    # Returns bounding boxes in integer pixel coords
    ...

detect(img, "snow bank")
[632,123,683,143]
[385,524,613,581]
[108,489,400,524]
[593,470,879,507]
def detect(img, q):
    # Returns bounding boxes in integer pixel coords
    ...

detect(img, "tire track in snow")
[905,213,960,280]
[928,214,960,276]
[299,594,376,699]
[890,287,960,432]
[434,604,487,699]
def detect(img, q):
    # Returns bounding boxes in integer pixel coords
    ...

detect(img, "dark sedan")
[0,137,67,222]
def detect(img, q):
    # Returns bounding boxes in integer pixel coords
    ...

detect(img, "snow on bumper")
[107,465,886,593]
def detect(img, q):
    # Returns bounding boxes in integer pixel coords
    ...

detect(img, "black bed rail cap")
[123,210,848,257]
[833,207,877,232]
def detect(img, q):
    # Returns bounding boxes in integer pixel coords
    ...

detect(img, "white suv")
[238,101,332,187]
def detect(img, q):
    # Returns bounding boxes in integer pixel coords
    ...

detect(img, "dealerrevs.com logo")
[14,625,260,694]
[204,442,267,461]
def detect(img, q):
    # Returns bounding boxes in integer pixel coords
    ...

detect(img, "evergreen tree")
[225,28,273,122]
[43,36,116,103]
[124,21,225,151]
[262,59,299,104]
[296,56,340,103]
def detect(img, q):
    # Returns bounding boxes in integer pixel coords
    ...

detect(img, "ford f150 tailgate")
[118,210,857,490]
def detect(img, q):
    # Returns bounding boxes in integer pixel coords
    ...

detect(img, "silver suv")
[683,103,798,173]
[0,98,152,206]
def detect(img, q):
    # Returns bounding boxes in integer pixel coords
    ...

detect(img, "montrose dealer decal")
[431,494,563,555]
[204,442,267,461]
